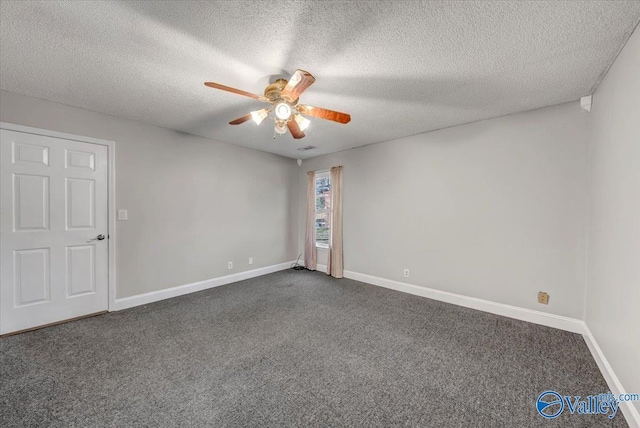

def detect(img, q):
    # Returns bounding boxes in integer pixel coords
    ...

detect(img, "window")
[315,172,331,248]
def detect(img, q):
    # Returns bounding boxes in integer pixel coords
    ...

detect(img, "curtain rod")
[311,166,343,174]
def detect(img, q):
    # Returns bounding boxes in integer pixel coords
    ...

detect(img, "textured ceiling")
[1,1,639,159]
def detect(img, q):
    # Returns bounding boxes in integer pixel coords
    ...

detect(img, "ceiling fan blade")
[281,70,315,102]
[204,82,268,102]
[229,113,252,125]
[287,119,305,139]
[297,104,351,124]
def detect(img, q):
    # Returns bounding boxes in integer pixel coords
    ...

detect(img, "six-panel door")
[0,129,109,334]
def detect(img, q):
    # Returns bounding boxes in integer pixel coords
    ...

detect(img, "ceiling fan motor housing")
[264,79,291,102]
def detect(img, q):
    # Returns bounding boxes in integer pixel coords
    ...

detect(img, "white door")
[0,129,109,334]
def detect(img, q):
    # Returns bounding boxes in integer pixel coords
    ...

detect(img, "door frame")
[0,122,117,320]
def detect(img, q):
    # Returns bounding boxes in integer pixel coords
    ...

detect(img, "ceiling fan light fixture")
[274,102,292,120]
[294,114,310,131]
[274,120,287,134]
[205,69,351,140]
[250,109,268,125]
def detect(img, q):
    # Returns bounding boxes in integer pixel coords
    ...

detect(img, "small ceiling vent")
[297,145,316,151]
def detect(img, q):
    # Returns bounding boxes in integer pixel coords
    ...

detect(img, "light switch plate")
[117,209,128,221]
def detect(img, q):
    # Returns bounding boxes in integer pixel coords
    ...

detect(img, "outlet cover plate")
[538,292,549,305]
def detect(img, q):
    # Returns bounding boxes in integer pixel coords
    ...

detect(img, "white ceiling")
[1,1,639,159]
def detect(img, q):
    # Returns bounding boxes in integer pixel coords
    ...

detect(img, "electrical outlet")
[228,261,233,270]
[249,257,253,265]
[538,292,549,305]
[403,269,410,278]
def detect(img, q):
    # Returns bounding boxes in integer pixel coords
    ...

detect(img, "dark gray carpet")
[0,270,627,427]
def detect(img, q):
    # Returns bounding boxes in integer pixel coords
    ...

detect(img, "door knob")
[88,234,106,242]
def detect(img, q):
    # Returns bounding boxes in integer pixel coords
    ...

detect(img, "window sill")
[316,243,329,249]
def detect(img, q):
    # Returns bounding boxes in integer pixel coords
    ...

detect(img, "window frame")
[314,171,331,249]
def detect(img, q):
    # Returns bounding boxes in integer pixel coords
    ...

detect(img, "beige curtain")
[304,171,317,270]
[327,166,343,278]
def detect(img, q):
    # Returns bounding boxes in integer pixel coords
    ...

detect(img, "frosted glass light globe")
[275,121,287,134]
[275,102,292,120]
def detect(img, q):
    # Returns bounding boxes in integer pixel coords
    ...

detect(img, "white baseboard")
[113,261,295,311]
[339,269,585,333]
[583,326,640,428]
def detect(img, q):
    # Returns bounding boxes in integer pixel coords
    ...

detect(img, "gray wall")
[586,26,640,414]
[298,102,590,319]
[0,90,299,298]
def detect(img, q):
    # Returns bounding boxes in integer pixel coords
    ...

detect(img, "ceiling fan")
[204,69,350,139]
